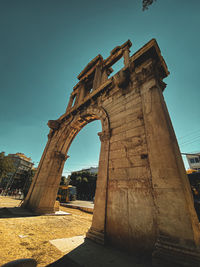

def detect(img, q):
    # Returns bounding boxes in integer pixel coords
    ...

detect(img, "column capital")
[98,130,111,142]
[123,46,130,67]
[47,120,60,130]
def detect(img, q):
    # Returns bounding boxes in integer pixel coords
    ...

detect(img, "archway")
[23,105,110,240]
[23,39,200,265]
[61,120,101,201]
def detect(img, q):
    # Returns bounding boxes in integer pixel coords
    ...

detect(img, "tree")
[142,0,156,11]
[69,171,97,200]
[60,176,70,185]
[0,152,15,182]
[20,169,36,197]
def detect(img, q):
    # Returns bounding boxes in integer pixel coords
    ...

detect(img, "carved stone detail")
[86,227,105,245]
[53,151,69,161]
[47,120,60,130]
[115,68,130,89]
[152,238,200,267]
[98,130,111,142]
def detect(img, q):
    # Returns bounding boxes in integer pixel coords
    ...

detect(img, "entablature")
[49,39,169,128]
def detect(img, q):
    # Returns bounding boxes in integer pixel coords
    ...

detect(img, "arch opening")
[59,120,101,204]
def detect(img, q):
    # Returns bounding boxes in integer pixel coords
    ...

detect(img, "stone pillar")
[123,47,130,67]
[93,62,102,90]
[24,146,69,214]
[22,131,53,209]
[77,82,86,105]
[101,68,112,84]
[86,129,111,244]
[35,151,69,214]
[66,94,74,113]
[138,62,200,265]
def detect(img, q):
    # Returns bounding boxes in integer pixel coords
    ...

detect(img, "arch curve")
[57,105,110,158]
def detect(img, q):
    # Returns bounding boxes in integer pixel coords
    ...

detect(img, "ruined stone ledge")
[58,79,112,122]
[86,228,105,245]
[152,239,200,267]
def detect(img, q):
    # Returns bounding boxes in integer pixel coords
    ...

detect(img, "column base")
[21,200,58,215]
[21,203,55,215]
[152,239,200,267]
[86,227,105,245]
[34,206,56,215]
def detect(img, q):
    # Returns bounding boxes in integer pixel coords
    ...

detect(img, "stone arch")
[23,105,110,218]
[23,39,200,265]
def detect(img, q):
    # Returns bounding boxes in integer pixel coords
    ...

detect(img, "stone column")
[86,129,111,244]
[93,62,102,90]
[22,130,53,209]
[138,61,200,266]
[101,68,112,84]
[123,47,130,67]
[32,151,69,214]
[23,132,69,214]
[77,81,86,105]
[66,94,74,113]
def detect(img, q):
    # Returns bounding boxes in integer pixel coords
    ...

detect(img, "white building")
[186,153,200,171]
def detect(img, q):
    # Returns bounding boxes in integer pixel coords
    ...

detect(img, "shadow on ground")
[47,239,152,267]
[0,207,38,218]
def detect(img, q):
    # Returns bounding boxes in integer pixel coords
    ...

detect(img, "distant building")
[186,153,200,171]
[84,167,98,174]
[72,167,98,175]
[6,153,34,189]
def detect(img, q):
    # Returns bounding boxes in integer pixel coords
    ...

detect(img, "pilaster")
[137,60,200,265]
[86,129,111,244]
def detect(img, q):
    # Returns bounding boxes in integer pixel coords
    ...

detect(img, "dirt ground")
[0,196,92,266]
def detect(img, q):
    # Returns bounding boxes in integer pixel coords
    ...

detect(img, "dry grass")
[0,196,92,266]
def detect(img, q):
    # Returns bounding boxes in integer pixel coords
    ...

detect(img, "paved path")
[61,200,94,213]
[0,196,22,207]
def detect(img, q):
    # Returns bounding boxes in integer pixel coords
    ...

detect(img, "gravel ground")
[0,196,92,266]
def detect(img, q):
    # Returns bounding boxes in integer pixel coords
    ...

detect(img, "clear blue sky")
[0,0,200,175]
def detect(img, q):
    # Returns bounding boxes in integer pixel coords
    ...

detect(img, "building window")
[190,157,200,164]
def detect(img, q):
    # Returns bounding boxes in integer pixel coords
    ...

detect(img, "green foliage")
[142,0,156,11]
[0,152,15,179]
[18,169,36,196]
[69,171,97,200]
[76,176,82,182]
[18,169,36,197]
[60,176,69,185]
[83,177,88,182]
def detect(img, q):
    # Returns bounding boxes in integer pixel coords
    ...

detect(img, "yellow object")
[57,185,76,202]
[186,169,198,174]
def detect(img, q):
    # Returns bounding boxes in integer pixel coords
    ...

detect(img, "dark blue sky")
[0,0,200,174]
